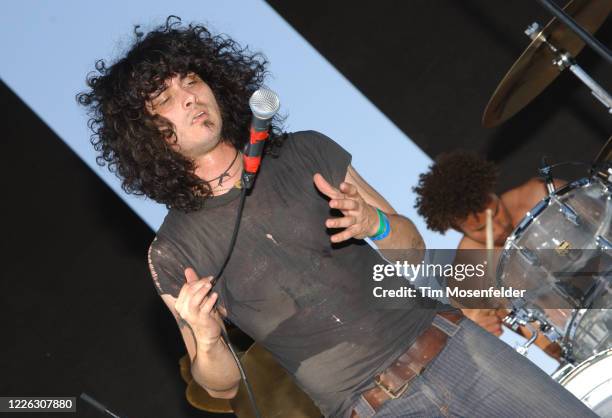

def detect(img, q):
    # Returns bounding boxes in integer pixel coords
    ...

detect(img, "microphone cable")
[211,186,263,418]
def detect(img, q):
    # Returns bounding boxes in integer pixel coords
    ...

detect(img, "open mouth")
[192,110,207,124]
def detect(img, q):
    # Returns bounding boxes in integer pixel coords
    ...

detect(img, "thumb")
[313,173,341,199]
[184,267,199,283]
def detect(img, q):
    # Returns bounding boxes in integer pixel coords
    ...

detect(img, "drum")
[553,348,612,416]
[497,177,612,357]
[565,302,612,363]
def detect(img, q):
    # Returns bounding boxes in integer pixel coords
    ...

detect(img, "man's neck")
[194,141,243,196]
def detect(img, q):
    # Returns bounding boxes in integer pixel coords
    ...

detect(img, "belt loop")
[432,311,463,337]
[352,394,376,418]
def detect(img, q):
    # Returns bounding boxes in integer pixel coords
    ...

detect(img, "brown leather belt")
[351,311,464,418]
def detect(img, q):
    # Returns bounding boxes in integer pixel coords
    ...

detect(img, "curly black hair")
[77,16,285,211]
[413,151,499,233]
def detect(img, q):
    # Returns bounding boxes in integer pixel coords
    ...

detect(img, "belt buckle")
[374,375,410,400]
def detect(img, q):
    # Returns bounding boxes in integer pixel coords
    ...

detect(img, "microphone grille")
[249,87,280,120]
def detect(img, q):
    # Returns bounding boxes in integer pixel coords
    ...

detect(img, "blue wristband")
[370,209,390,241]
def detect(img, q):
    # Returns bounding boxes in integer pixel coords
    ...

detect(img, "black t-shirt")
[148,131,440,417]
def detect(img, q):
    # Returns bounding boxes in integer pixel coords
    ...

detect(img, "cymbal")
[230,343,321,418]
[482,0,612,128]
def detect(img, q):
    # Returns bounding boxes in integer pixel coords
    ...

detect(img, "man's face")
[455,194,514,245]
[147,73,223,158]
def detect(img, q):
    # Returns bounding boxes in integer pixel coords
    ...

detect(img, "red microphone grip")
[243,128,269,174]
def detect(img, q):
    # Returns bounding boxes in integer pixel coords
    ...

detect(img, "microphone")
[242,87,280,189]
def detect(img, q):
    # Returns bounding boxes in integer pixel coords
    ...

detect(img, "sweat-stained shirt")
[148,130,442,417]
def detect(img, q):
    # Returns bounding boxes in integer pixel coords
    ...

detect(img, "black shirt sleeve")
[288,130,352,188]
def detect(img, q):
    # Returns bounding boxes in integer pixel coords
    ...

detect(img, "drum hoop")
[565,308,588,340]
[554,348,612,385]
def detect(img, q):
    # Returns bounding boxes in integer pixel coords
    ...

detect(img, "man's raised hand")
[313,173,380,243]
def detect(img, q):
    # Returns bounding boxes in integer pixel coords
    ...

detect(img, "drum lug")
[519,247,540,266]
[558,201,580,226]
[595,235,612,250]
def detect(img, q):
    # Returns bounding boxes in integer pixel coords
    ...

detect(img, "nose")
[182,87,197,109]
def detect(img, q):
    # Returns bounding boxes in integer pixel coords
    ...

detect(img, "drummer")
[413,151,565,358]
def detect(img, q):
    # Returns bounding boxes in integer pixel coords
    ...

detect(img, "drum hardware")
[526,21,612,113]
[539,158,583,225]
[593,168,612,188]
[504,308,564,345]
[552,195,581,225]
[517,323,540,356]
[482,0,612,127]
[592,137,612,181]
[555,240,572,255]
[540,157,557,195]
[519,246,541,266]
[603,171,612,187]
[596,235,612,249]
[561,308,589,363]
[595,175,612,196]
[535,0,612,65]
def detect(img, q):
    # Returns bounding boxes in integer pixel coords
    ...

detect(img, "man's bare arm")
[160,269,241,399]
[344,165,425,253]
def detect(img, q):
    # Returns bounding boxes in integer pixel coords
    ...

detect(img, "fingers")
[189,280,213,311]
[185,267,199,283]
[326,216,356,229]
[314,174,375,242]
[339,181,358,197]
[330,225,360,243]
[176,271,215,318]
[200,291,219,314]
[329,198,359,211]
[313,173,342,199]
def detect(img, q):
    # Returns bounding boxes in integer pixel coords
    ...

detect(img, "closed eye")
[153,96,169,109]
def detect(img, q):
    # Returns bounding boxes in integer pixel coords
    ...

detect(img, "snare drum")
[497,177,612,356]
[553,348,612,416]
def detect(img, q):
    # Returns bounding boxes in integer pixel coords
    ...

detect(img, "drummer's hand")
[462,309,503,336]
[313,173,379,243]
[175,268,222,347]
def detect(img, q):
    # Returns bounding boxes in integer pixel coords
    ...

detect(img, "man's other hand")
[175,268,222,349]
[314,173,380,243]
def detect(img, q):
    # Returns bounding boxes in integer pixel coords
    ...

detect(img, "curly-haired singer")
[79,18,593,418]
